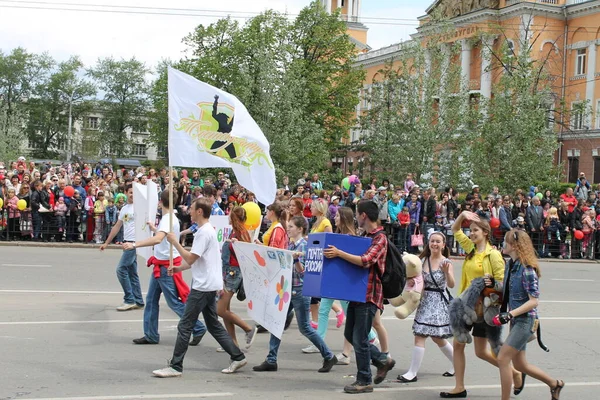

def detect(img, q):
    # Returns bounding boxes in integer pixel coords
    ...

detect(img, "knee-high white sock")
[439,342,455,374]
[403,346,425,380]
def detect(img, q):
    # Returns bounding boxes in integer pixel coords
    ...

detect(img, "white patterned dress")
[412,258,453,339]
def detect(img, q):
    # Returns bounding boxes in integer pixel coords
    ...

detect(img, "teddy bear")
[389,253,423,319]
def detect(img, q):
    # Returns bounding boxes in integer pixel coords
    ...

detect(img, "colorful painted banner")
[133,181,159,261]
[233,242,294,339]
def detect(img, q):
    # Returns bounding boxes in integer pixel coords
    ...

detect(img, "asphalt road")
[0,246,598,400]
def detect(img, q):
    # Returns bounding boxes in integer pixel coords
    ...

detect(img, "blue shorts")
[505,316,536,351]
[223,266,242,293]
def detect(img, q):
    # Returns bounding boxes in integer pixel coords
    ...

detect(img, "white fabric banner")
[168,67,276,205]
[233,242,294,339]
[133,181,158,261]
[209,215,262,253]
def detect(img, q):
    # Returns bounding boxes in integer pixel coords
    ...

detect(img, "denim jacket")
[221,241,236,274]
[503,259,539,319]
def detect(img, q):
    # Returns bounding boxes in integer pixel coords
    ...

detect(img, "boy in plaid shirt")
[324,200,396,394]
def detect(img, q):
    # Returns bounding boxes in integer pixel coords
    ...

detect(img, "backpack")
[374,230,406,299]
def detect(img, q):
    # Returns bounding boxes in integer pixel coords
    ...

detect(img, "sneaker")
[374,358,396,384]
[318,355,337,373]
[216,347,226,353]
[336,353,351,365]
[116,303,136,311]
[133,337,157,345]
[221,358,247,374]
[152,367,182,378]
[310,321,318,330]
[336,311,345,328]
[189,333,204,346]
[302,344,320,354]
[253,360,278,372]
[132,303,144,310]
[245,326,258,350]
[344,381,374,394]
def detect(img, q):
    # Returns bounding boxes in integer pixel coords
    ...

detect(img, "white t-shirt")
[154,212,180,260]
[190,222,223,292]
[119,203,135,241]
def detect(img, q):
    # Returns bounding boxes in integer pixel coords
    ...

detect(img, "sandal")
[550,380,564,400]
[442,371,455,377]
[514,372,526,395]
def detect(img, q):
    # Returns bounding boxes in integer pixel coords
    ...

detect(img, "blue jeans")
[143,266,207,343]
[344,302,383,385]
[317,299,377,342]
[32,211,41,239]
[267,286,334,364]
[116,248,144,305]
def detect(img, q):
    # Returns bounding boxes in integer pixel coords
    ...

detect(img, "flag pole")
[169,165,174,271]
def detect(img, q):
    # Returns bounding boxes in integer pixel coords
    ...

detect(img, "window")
[133,144,146,157]
[88,117,99,130]
[572,102,584,130]
[157,145,167,158]
[568,157,579,183]
[576,49,587,76]
[57,139,67,150]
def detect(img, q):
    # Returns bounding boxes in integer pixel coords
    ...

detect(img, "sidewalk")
[1,241,598,263]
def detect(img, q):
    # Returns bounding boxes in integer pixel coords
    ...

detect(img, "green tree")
[360,39,470,186]
[0,102,25,162]
[26,56,96,158]
[88,57,150,157]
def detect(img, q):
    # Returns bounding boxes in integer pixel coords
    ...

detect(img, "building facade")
[324,0,600,184]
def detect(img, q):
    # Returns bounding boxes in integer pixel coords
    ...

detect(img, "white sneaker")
[336,353,351,365]
[152,367,182,378]
[302,344,320,354]
[245,326,258,350]
[221,358,247,374]
[216,347,225,353]
[116,303,136,311]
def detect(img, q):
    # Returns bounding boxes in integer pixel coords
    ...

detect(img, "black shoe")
[132,337,157,345]
[514,372,527,395]
[397,375,417,383]
[189,333,205,346]
[253,361,278,372]
[257,324,268,333]
[443,371,455,377]
[318,355,337,373]
[374,358,395,384]
[440,390,467,398]
[344,381,374,394]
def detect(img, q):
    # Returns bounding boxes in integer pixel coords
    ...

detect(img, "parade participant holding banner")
[100,184,145,311]
[324,200,396,394]
[496,230,564,400]
[260,202,288,249]
[124,191,207,346]
[253,216,338,373]
[153,197,247,378]
[217,206,258,351]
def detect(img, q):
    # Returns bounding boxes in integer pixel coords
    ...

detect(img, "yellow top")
[455,230,505,294]
[94,199,108,215]
[311,218,332,233]
[262,221,280,246]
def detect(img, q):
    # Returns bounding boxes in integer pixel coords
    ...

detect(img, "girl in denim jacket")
[495,230,564,400]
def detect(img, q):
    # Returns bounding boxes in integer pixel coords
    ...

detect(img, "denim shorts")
[505,316,536,351]
[223,266,243,293]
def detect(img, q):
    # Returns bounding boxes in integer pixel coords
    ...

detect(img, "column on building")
[327,0,332,13]
[461,39,472,92]
[480,37,494,98]
[347,0,354,21]
[356,0,361,19]
[337,0,342,10]
[586,41,597,127]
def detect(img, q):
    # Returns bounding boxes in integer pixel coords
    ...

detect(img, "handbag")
[236,281,247,301]
[427,258,453,305]
[475,253,504,318]
[411,227,424,247]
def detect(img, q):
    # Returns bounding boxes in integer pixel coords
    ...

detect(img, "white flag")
[133,181,158,261]
[168,67,276,205]
[233,242,294,339]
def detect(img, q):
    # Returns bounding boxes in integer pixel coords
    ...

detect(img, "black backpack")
[374,231,406,299]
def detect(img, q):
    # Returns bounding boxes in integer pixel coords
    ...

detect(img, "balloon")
[0,174,4,181]
[0,198,3,208]
[536,192,543,199]
[64,186,75,197]
[242,202,261,230]
[17,199,27,211]
[349,175,359,185]
[490,218,501,229]
[574,230,584,240]
[342,177,350,190]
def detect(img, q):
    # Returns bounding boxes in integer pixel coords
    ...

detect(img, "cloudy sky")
[0,0,432,69]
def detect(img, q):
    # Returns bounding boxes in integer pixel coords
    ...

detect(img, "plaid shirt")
[211,201,224,215]
[289,237,307,288]
[360,227,387,310]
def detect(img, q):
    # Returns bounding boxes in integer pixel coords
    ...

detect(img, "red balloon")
[574,230,584,240]
[64,186,75,197]
[489,218,501,229]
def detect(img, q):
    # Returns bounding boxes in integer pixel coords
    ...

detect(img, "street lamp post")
[67,89,75,161]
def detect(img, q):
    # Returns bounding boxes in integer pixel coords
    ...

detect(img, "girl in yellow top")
[441,211,522,399]
[310,198,333,233]
[93,191,108,244]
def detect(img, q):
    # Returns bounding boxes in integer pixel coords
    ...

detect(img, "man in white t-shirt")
[123,190,207,345]
[101,184,144,311]
[153,197,247,377]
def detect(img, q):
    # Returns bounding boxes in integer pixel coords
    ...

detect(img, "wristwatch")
[132,243,136,249]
